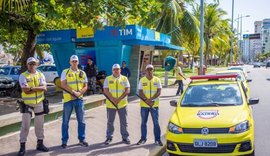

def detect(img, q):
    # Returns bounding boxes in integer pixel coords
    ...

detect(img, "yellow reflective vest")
[139,76,161,108]
[63,68,87,103]
[175,66,183,80]
[106,75,128,109]
[21,71,45,105]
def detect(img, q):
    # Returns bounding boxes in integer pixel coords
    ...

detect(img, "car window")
[181,84,243,106]
[10,67,21,75]
[37,66,45,71]
[0,67,10,75]
[47,66,56,71]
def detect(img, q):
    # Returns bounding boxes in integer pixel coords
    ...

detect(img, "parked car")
[0,66,21,97]
[0,66,21,81]
[253,62,261,68]
[166,74,259,156]
[37,64,59,83]
[266,61,270,68]
[227,66,248,78]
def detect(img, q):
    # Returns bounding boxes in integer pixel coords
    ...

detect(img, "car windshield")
[217,72,245,81]
[228,67,243,71]
[0,67,10,75]
[181,84,243,107]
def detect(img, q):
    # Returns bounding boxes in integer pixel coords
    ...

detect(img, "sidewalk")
[0,87,179,156]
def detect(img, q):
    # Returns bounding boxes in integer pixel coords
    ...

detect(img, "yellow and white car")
[217,70,251,98]
[166,74,259,156]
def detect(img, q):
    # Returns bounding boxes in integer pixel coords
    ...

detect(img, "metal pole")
[199,0,204,75]
[230,0,235,64]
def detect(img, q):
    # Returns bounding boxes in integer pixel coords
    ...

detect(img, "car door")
[46,65,58,82]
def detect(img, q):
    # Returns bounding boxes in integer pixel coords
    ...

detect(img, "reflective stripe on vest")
[106,75,128,109]
[21,71,45,105]
[63,68,86,103]
[140,76,160,108]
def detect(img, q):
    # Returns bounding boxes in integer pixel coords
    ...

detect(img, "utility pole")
[199,0,204,75]
[230,0,235,64]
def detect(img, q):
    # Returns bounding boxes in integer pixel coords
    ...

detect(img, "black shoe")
[79,141,89,147]
[36,140,49,152]
[136,139,147,145]
[18,142,25,156]
[104,138,112,145]
[61,144,67,149]
[122,138,131,144]
[155,140,163,146]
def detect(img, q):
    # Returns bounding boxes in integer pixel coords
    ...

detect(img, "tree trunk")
[21,29,36,72]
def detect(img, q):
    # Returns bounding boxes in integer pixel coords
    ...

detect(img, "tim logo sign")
[197,110,219,119]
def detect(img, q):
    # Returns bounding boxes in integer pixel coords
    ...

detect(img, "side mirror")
[248,98,259,105]
[170,100,178,107]
[247,79,252,82]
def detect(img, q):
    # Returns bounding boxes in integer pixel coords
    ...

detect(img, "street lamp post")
[230,0,235,64]
[199,0,204,75]
[235,15,250,62]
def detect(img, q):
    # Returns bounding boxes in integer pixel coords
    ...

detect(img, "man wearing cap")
[103,63,130,145]
[136,64,163,146]
[120,61,131,79]
[84,57,98,94]
[60,55,88,148]
[176,61,186,96]
[18,57,49,156]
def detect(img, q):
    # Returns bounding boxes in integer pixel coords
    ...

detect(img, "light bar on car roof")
[190,74,238,80]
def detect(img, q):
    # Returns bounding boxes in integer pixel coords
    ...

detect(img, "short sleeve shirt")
[138,77,162,90]
[103,75,130,88]
[19,71,46,88]
[60,68,88,83]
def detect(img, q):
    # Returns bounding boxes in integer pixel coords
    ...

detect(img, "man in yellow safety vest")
[60,55,88,149]
[103,64,130,145]
[136,64,163,146]
[18,57,49,156]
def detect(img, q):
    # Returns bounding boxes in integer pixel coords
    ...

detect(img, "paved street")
[0,86,179,156]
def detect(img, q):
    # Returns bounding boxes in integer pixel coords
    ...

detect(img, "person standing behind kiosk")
[60,55,88,149]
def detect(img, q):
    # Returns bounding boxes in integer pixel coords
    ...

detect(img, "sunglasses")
[113,68,120,71]
[28,62,36,66]
[72,60,78,63]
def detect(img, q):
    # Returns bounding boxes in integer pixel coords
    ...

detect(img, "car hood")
[0,75,14,82]
[171,106,250,128]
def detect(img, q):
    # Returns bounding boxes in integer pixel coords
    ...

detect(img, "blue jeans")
[61,99,85,144]
[176,80,183,95]
[140,107,161,141]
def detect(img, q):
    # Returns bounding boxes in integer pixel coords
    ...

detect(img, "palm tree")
[140,0,199,61]
[193,2,231,66]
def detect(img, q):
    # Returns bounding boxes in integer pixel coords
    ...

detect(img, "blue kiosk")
[37,25,183,94]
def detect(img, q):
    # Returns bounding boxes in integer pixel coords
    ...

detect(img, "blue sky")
[194,0,269,34]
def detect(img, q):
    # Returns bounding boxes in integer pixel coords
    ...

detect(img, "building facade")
[254,21,262,34]
[262,19,270,53]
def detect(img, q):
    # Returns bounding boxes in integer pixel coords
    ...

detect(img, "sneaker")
[122,138,131,144]
[79,141,89,147]
[155,140,163,146]
[104,138,112,145]
[136,139,147,145]
[61,144,67,149]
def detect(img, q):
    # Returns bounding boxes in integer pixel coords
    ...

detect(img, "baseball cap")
[146,64,154,69]
[178,61,183,65]
[70,55,79,61]
[112,64,121,69]
[27,57,37,64]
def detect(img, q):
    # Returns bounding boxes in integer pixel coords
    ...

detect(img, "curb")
[149,135,167,156]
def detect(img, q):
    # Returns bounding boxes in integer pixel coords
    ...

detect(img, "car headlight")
[229,121,249,133]
[168,122,183,134]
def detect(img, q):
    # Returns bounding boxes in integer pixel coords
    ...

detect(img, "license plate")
[194,139,217,148]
